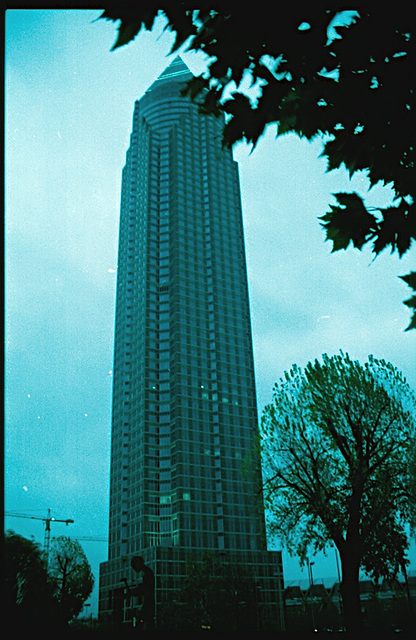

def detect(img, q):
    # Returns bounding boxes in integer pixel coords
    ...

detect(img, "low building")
[284,572,415,631]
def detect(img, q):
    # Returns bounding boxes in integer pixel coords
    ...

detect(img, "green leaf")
[373,201,415,257]
[320,192,377,252]
[400,272,416,331]
[99,9,156,50]
[163,7,196,53]
[400,271,416,290]
[180,76,209,101]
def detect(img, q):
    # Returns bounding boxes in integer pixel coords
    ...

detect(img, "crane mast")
[6,508,74,563]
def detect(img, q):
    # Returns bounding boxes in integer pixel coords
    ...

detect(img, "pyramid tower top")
[150,56,193,89]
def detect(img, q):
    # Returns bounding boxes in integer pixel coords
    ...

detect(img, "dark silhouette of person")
[122,556,155,630]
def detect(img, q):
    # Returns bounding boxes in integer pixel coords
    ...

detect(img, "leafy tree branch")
[99,2,415,327]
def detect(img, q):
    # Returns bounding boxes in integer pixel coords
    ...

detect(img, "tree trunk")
[339,546,363,632]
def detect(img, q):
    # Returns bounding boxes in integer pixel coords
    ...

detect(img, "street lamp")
[274,571,286,631]
[83,603,92,628]
[307,559,316,630]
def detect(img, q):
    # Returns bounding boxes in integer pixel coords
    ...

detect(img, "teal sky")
[5,9,416,615]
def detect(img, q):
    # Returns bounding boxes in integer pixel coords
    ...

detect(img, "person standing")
[122,556,155,630]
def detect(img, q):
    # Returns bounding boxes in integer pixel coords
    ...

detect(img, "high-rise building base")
[99,546,284,630]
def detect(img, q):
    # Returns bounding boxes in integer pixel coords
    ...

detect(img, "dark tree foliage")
[100,2,415,328]
[261,352,416,631]
[4,531,60,629]
[48,536,94,624]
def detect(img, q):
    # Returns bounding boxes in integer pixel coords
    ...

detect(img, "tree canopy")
[48,536,94,624]
[100,2,415,328]
[260,352,416,630]
[4,531,60,629]
[4,532,94,628]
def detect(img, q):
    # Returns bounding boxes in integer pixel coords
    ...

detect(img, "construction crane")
[6,508,74,563]
[74,536,108,542]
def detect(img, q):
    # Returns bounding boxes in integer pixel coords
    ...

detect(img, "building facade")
[99,57,283,630]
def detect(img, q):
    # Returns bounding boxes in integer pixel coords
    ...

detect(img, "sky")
[5,9,416,616]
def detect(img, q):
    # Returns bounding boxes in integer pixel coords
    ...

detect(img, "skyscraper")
[99,57,283,630]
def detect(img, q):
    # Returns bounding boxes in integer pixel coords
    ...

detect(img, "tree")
[4,531,60,629]
[48,536,94,625]
[99,2,415,328]
[260,352,416,631]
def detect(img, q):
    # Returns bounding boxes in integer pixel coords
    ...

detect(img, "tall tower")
[99,57,283,630]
